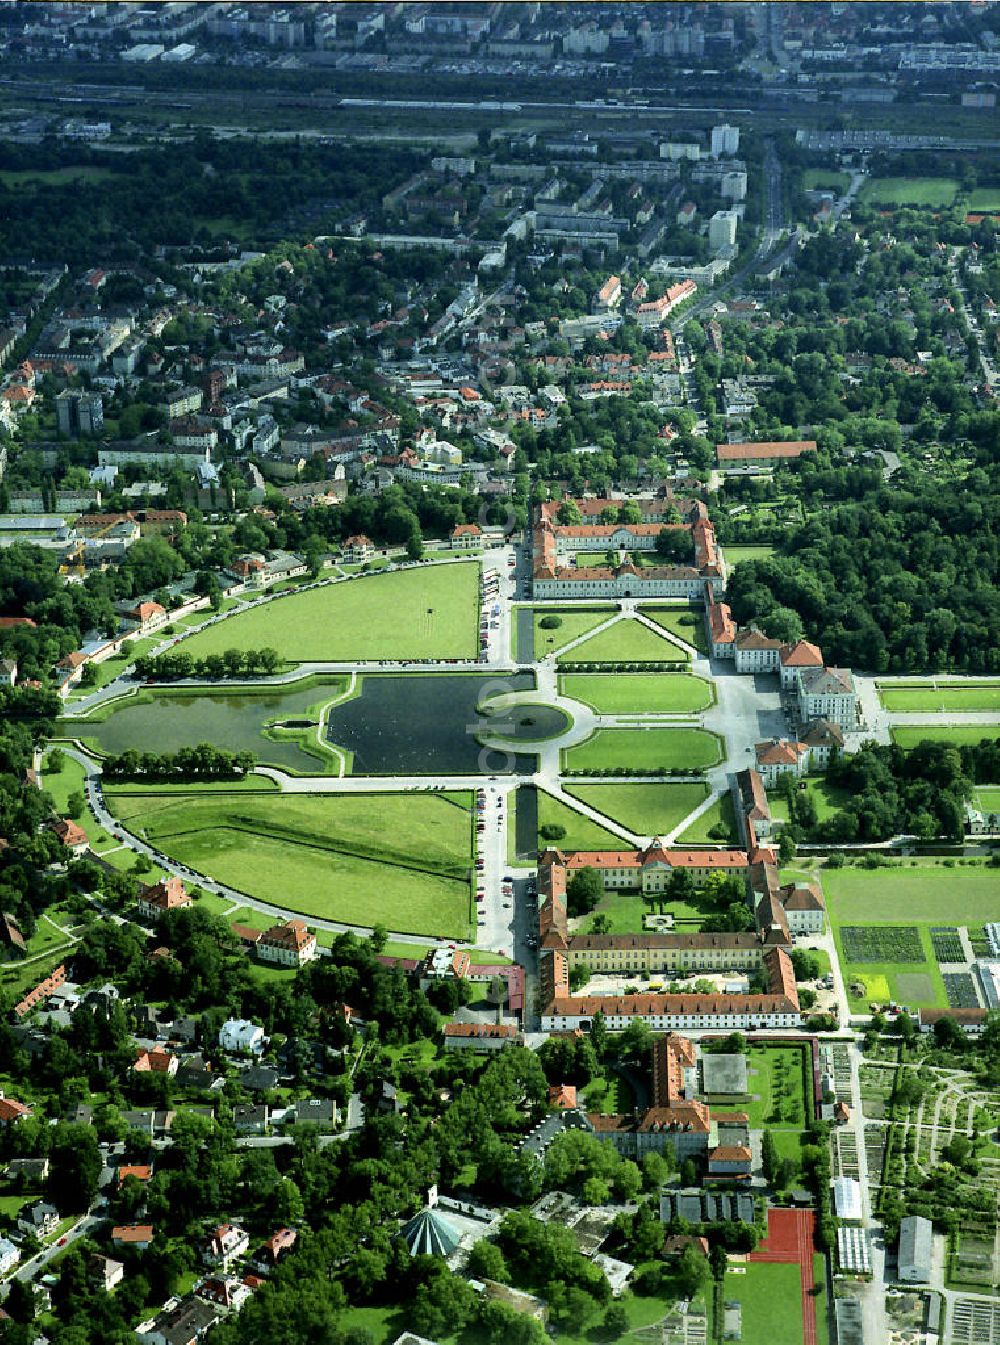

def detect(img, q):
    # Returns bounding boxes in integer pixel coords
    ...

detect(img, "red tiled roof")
[717,440,818,461]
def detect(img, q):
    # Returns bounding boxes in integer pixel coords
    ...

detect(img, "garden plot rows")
[943,973,981,1008]
[930,926,965,962]
[841,926,924,962]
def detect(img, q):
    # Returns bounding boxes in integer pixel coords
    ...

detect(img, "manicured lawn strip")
[724,1260,804,1345]
[638,606,708,653]
[559,672,714,714]
[536,792,627,851]
[104,791,474,938]
[675,792,739,844]
[859,176,958,207]
[62,633,165,700]
[104,777,279,796]
[176,563,480,662]
[802,169,850,193]
[722,544,778,566]
[879,682,1000,713]
[770,1129,806,1182]
[558,618,688,664]
[973,785,1000,813]
[563,728,721,773]
[532,606,618,656]
[566,783,709,838]
[822,865,1000,923]
[891,725,1000,749]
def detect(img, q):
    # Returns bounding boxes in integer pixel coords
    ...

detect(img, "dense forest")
[726,466,1000,673]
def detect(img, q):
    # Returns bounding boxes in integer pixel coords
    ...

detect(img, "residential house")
[18,1201,60,1237]
[342,534,373,564]
[218,1019,266,1056]
[257,920,317,968]
[137,876,193,922]
[776,883,826,935]
[0,1238,19,1275]
[450,523,482,549]
[197,1276,251,1313]
[239,1065,278,1094]
[0,912,27,960]
[442,1023,523,1053]
[112,1226,155,1253]
[290,1098,338,1130]
[136,1295,219,1345]
[0,658,16,687]
[88,1253,125,1292]
[118,1164,153,1189]
[133,1048,180,1077]
[5,1157,49,1183]
[233,1104,269,1136]
[126,600,167,633]
[50,818,88,855]
[202,1223,250,1270]
[0,1095,31,1127]
[251,1227,297,1275]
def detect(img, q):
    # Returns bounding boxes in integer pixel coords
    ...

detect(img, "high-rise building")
[56,389,103,439]
[708,210,739,251]
[711,123,740,158]
[721,171,748,201]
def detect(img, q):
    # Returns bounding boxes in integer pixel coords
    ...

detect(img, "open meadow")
[176,564,479,662]
[105,789,475,937]
[562,728,722,773]
[559,672,714,714]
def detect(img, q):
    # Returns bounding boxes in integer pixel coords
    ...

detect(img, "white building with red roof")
[257,920,317,967]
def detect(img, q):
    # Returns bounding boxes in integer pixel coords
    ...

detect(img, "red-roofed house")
[134,1048,179,1077]
[137,877,192,922]
[50,818,88,855]
[257,920,317,967]
[548,1084,578,1110]
[450,523,482,549]
[0,1095,32,1126]
[342,534,372,563]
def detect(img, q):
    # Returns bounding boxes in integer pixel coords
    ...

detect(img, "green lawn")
[563,728,722,773]
[820,863,1000,1009]
[0,165,119,185]
[38,754,119,855]
[802,168,850,193]
[722,544,778,567]
[559,673,714,714]
[768,776,853,827]
[967,189,1000,212]
[536,792,627,851]
[104,791,474,938]
[585,887,706,934]
[724,1260,804,1345]
[973,785,1000,814]
[891,725,1000,749]
[675,791,739,844]
[879,681,1000,713]
[63,633,165,701]
[566,782,709,837]
[557,619,689,664]
[637,606,708,653]
[824,864,1000,924]
[859,176,958,207]
[531,607,616,657]
[700,1045,811,1130]
[176,564,479,662]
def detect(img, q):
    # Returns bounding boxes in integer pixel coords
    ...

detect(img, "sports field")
[974,786,1000,814]
[559,672,714,714]
[104,790,475,937]
[536,791,625,851]
[879,681,1000,713]
[859,176,958,207]
[563,728,722,773]
[802,168,850,194]
[891,725,1000,749]
[531,607,616,657]
[637,607,708,653]
[177,564,479,662]
[724,1262,804,1345]
[556,619,688,664]
[565,782,709,837]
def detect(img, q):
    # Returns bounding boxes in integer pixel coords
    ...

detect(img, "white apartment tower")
[712,124,740,157]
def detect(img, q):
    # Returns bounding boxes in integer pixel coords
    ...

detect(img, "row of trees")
[132,647,281,681]
[102,744,255,783]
